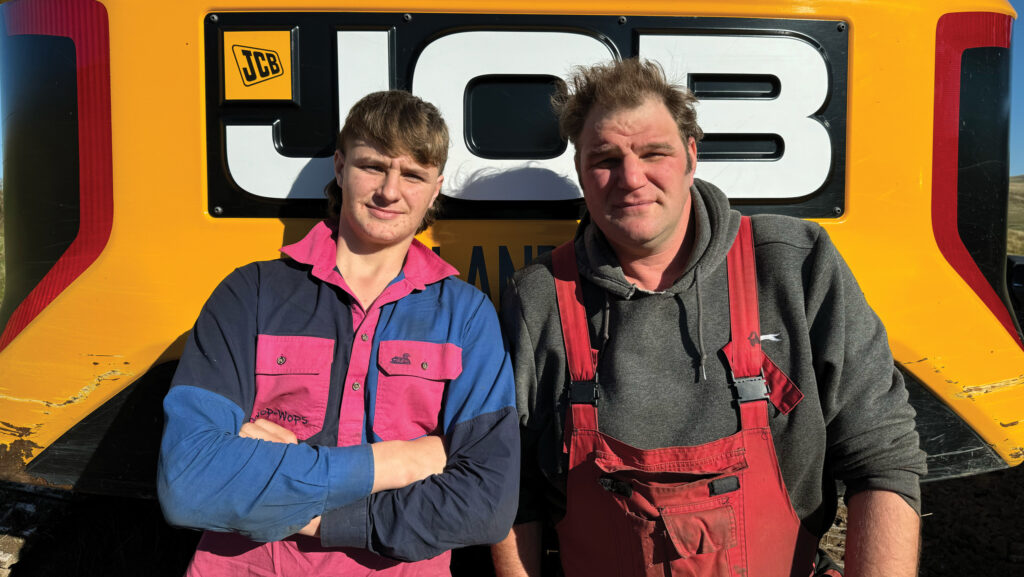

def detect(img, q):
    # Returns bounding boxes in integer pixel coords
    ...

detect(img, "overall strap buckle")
[569,380,601,405]
[731,372,770,404]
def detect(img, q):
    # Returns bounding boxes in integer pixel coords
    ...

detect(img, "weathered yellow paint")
[0,0,1021,476]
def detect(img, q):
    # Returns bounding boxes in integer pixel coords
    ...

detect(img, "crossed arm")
[237,418,447,537]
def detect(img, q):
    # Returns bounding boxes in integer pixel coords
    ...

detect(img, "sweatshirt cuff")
[319,496,370,548]
[324,443,374,510]
[844,468,923,514]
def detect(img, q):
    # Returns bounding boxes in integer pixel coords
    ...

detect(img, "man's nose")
[619,154,647,190]
[377,169,401,202]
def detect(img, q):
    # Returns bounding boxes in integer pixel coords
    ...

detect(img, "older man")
[159,90,518,576]
[492,60,924,577]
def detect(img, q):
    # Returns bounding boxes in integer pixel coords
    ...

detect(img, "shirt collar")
[280,220,459,290]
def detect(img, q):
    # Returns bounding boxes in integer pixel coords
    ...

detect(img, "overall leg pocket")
[661,498,741,577]
[252,335,334,441]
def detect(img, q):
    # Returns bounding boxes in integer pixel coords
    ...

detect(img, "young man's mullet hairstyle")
[325,90,450,233]
[553,58,704,172]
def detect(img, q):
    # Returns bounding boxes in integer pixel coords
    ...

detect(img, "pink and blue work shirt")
[157,221,519,576]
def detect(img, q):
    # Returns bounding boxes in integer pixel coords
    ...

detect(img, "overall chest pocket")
[252,335,334,441]
[593,454,747,577]
[374,340,462,441]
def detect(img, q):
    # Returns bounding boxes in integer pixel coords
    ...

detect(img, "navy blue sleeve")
[157,266,374,541]
[319,292,520,561]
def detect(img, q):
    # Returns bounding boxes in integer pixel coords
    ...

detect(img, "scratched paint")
[956,374,1024,399]
[0,438,46,485]
[0,421,38,443]
[0,370,130,408]
[1001,421,1021,427]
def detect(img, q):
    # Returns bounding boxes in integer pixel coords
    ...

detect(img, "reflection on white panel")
[225,125,333,199]
[338,30,391,124]
[642,34,832,199]
[415,31,614,201]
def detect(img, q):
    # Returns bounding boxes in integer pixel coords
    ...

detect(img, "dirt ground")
[918,466,1024,575]
[3,464,1024,576]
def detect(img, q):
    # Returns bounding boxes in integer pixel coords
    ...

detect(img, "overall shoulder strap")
[552,241,600,456]
[725,216,763,381]
[552,242,596,383]
[725,216,804,418]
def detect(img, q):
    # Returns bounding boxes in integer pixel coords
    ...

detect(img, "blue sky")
[0,5,1023,175]
[1010,0,1024,175]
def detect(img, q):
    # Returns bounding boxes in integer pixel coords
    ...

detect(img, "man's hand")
[492,522,542,577]
[239,418,298,444]
[297,516,321,538]
[370,435,447,493]
[237,419,322,537]
[844,489,920,577]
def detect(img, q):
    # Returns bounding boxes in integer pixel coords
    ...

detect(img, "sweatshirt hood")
[575,178,742,298]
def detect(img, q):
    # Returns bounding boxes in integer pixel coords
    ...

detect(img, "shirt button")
[421,362,429,370]
[360,333,368,342]
[276,356,286,365]
[352,382,361,391]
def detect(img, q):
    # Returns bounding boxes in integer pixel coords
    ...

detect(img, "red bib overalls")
[551,217,822,577]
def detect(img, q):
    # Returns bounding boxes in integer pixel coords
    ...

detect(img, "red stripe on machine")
[0,0,113,351]
[931,11,1021,349]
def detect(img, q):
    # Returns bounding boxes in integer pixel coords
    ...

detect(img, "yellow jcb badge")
[223,30,292,100]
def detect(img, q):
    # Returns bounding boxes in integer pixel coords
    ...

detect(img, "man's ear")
[686,136,698,176]
[333,149,345,184]
[431,174,444,205]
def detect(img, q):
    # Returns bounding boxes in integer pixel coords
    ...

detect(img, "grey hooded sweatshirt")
[501,179,925,538]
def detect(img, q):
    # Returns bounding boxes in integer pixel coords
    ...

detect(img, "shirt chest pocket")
[374,340,463,441]
[252,335,334,441]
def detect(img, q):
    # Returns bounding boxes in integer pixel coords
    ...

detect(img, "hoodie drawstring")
[694,267,708,383]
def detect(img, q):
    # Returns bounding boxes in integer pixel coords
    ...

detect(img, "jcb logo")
[207,13,848,219]
[232,45,283,86]
[222,30,292,101]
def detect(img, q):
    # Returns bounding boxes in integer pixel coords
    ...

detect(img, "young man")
[492,60,925,577]
[159,91,518,576]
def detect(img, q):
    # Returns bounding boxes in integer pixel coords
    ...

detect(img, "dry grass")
[1009,175,1024,255]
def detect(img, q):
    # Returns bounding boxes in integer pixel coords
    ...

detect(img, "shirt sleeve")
[157,265,374,542]
[806,229,927,512]
[319,290,520,561]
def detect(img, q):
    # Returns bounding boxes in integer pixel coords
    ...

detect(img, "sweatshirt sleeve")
[806,229,926,512]
[157,266,374,542]
[499,275,556,526]
[319,291,520,561]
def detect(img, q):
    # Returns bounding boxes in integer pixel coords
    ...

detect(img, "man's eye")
[593,158,619,169]
[403,173,425,182]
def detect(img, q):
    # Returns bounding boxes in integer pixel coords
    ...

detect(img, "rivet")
[837,22,847,32]
[403,13,413,22]
[832,206,843,216]
[277,355,286,365]
[212,206,224,216]
[421,361,429,370]
[361,333,368,341]
[209,14,219,23]
[352,382,361,391]
[618,16,627,25]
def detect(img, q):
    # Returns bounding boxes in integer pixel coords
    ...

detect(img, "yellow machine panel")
[0,0,1020,492]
